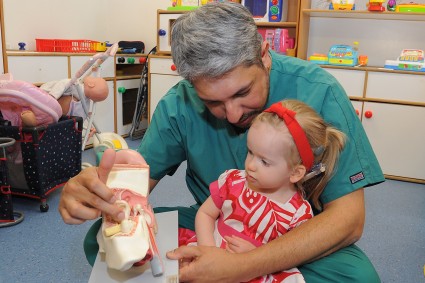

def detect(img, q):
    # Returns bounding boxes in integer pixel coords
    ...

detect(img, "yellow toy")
[330,0,355,10]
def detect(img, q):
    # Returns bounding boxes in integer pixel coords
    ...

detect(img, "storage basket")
[36,38,98,53]
[0,116,83,212]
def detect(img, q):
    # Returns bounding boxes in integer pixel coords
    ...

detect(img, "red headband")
[264,103,314,170]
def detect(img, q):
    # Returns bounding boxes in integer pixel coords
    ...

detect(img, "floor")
[1,141,424,283]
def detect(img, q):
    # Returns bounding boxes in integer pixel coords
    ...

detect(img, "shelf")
[303,9,425,21]
[255,21,297,28]
[320,65,425,76]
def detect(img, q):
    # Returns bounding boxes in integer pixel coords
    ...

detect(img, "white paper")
[88,210,179,283]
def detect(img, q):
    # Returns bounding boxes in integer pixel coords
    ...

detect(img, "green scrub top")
[139,51,384,220]
[84,52,383,282]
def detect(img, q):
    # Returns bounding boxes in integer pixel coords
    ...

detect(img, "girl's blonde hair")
[253,100,346,210]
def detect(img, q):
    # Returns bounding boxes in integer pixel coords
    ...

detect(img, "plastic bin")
[36,39,98,53]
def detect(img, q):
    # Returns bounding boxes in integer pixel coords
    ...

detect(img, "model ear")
[290,165,306,184]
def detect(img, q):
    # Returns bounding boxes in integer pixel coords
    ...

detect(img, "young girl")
[195,99,346,282]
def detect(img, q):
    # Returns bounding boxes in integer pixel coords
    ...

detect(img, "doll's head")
[84,76,108,102]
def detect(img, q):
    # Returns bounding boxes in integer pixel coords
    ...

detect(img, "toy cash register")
[327,44,358,66]
[384,49,425,72]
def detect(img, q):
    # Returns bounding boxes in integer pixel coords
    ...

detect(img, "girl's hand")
[224,235,256,253]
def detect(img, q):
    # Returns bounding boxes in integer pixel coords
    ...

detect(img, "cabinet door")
[149,57,182,122]
[366,72,425,103]
[7,56,68,83]
[325,68,365,99]
[361,102,425,180]
[157,13,183,54]
[70,56,115,78]
[350,100,363,120]
[94,81,115,134]
[116,79,141,136]
[149,74,183,121]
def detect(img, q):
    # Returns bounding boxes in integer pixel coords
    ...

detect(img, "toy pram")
[0,137,24,227]
[0,44,120,212]
[0,115,83,212]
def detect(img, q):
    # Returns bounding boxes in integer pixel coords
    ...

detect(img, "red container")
[36,39,98,53]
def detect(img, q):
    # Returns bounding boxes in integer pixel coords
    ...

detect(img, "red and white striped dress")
[209,169,313,283]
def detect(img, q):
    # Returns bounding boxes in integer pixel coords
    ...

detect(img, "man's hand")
[167,245,248,283]
[59,149,127,224]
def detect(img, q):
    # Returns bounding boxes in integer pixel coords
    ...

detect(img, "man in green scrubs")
[60,2,384,282]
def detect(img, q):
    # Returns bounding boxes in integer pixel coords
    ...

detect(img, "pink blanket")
[0,74,62,127]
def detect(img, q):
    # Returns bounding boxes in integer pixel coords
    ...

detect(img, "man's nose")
[224,101,242,124]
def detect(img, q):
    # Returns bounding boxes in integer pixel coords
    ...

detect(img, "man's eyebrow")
[199,82,252,103]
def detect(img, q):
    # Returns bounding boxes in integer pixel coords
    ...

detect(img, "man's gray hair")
[171,2,264,82]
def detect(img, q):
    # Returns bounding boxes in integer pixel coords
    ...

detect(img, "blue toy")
[242,0,288,22]
[327,44,358,66]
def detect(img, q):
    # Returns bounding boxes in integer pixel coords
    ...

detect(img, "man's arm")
[59,149,160,224]
[168,189,365,283]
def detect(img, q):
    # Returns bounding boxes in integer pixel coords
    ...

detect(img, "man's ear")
[290,165,306,184]
[261,41,271,68]
[261,40,270,57]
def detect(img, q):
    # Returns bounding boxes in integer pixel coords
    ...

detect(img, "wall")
[3,0,170,52]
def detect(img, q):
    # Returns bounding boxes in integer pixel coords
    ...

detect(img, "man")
[59,2,384,282]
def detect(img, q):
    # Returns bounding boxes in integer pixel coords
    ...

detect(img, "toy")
[0,73,62,128]
[329,0,355,10]
[261,28,293,55]
[328,44,358,66]
[368,0,385,11]
[309,43,368,67]
[387,0,397,11]
[395,3,425,12]
[309,53,329,64]
[83,76,109,102]
[242,0,288,22]
[18,42,26,51]
[384,49,425,72]
[97,151,164,275]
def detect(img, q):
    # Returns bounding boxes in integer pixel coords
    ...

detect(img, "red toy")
[368,0,385,11]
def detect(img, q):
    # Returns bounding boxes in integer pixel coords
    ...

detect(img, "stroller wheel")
[40,203,49,212]
[0,211,25,228]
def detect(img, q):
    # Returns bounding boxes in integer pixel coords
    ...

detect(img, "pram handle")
[64,43,119,91]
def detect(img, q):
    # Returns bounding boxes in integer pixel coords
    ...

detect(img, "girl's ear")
[290,165,306,184]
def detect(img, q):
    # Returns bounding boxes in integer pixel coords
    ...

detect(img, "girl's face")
[245,121,295,194]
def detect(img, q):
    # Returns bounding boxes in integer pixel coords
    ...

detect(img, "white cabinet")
[94,81,115,134]
[70,55,115,78]
[366,72,425,103]
[115,79,141,136]
[297,4,425,183]
[7,54,68,83]
[323,66,425,183]
[324,68,365,99]
[361,102,425,180]
[148,55,183,121]
[157,12,184,54]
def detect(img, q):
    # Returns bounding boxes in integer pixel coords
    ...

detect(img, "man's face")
[192,64,269,129]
